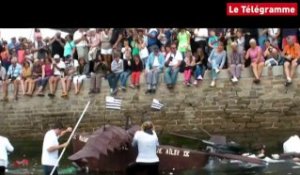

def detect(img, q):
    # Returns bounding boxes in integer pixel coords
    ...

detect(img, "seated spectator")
[73,58,89,95]
[164,43,183,89]
[281,36,300,85]
[120,54,132,91]
[208,41,226,87]
[0,61,6,86]
[263,39,281,67]
[48,54,66,98]
[145,46,165,94]
[228,42,244,83]
[282,28,298,49]
[26,59,43,96]
[130,55,143,89]
[0,43,11,71]
[64,56,79,95]
[20,61,32,95]
[192,47,207,85]
[89,55,108,94]
[2,57,22,101]
[183,50,195,86]
[36,57,53,96]
[245,39,265,84]
[107,52,123,95]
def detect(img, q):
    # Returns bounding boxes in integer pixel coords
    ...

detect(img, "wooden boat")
[69,125,210,174]
[68,125,266,174]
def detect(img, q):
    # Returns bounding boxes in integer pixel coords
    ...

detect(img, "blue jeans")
[120,71,131,87]
[194,65,204,79]
[164,67,179,85]
[107,72,121,90]
[141,57,148,69]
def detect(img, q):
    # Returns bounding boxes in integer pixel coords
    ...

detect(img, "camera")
[169,56,173,61]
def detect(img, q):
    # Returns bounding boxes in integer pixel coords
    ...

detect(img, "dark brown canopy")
[69,125,140,161]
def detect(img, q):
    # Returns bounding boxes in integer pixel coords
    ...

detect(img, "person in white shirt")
[41,122,72,175]
[0,135,14,174]
[63,55,79,97]
[107,52,123,95]
[268,28,281,48]
[164,43,183,89]
[193,28,208,52]
[48,54,66,98]
[73,29,89,70]
[126,121,159,175]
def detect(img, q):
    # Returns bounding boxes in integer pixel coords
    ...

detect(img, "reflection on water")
[7,133,300,175]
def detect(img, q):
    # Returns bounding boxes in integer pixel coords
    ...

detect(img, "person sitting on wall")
[145,46,165,94]
[263,39,282,67]
[245,39,265,84]
[126,121,159,175]
[89,54,108,94]
[207,41,226,87]
[2,57,22,101]
[164,43,183,89]
[228,42,244,83]
[107,51,123,95]
[48,54,66,98]
[281,36,300,86]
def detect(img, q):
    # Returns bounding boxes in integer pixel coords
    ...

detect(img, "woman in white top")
[126,121,159,175]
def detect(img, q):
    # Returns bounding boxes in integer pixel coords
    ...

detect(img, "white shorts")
[101,48,112,55]
[73,75,87,84]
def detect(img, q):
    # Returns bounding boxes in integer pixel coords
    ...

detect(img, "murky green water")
[6,134,300,175]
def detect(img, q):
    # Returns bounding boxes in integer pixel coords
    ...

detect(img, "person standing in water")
[126,121,159,175]
[41,121,72,175]
[0,135,14,175]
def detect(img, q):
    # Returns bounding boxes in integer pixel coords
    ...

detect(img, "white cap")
[54,54,60,59]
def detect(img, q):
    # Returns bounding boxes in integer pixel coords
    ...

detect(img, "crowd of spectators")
[0,28,299,101]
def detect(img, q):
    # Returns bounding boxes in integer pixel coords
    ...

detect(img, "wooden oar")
[50,100,91,175]
[207,152,266,165]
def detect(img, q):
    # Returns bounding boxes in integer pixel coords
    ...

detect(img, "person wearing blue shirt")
[2,57,22,101]
[145,46,165,94]
[208,41,226,87]
[8,37,19,53]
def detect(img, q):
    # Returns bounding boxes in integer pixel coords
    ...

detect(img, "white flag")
[151,99,164,110]
[106,96,122,110]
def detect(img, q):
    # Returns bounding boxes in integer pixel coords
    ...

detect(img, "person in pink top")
[245,39,265,84]
[17,44,26,65]
[183,50,195,86]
